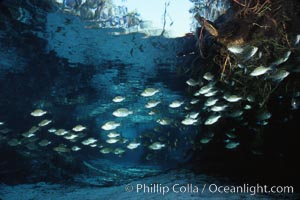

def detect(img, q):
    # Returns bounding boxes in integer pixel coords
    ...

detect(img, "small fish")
[256,110,271,121]
[0,121,4,125]
[227,110,244,118]
[244,104,252,110]
[72,146,81,151]
[203,72,214,81]
[82,138,97,145]
[204,97,218,107]
[101,121,121,130]
[31,109,47,117]
[257,120,268,125]
[184,105,192,110]
[107,132,120,138]
[181,118,198,125]
[200,138,212,144]
[204,114,221,125]
[226,132,237,139]
[198,83,215,95]
[127,141,141,149]
[149,142,165,150]
[72,125,86,132]
[55,129,68,136]
[223,94,242,102]
[242,46,258,61]
[204,89,218,97]
[141,88,159,97]
[53,144,70,153]
[48,128,56,133]
[269,69,289,82]
[145,100,161,108]
[225,141,240,149]
[250,66,271,76]
[148,110,156,115]
[156,118,172,125]
[38,139,51,147]
[113,148,125,155]
[7,138,21,146]
[270,51,292,67]
[90,144,97,148]
[112,96,125,103]
[238,64,245,69]
[28,126,40,134]
[100,147,112,154]
[169,100,184,108]
[106,138,119,144]
[211,104,228,112]
[246,95,255,102]
[22,132,35,138]
[186,78,200,86]
[64,133,78,140]
[190,98,200,104]
[227,45,244,54]
[185,112,199,119]
[38,119,52,127]
[112,108,133,117]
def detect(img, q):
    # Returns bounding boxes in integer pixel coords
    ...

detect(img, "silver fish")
[186,78,200,86]
[225,141,240,149]
[149,142,165,150]
[181,118,198,125]
[141,88,159,97]
[211,104,228,112]
[101,121,121,130]
[203,72,214,81]
[227,110,243,118]
[204,114,221,125]
[204,97,218,107]
[227,45,244,54]
[112,108,133,117]
[190,98,200,104]
[250,66,271,76]
[269,69,289,82]
[256,110,272,121]
[185,112,199,119]
[270,51,291,67]
[223,94,242,102]
[242,46,258,61]
[204,89,218,97]
[200,137,212,144]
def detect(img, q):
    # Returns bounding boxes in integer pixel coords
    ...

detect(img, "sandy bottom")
[0,170,298,200]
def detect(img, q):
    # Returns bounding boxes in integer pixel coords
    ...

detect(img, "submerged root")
[233,0,272,16]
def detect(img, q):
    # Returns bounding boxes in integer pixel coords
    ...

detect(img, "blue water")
[0,0,299,199]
